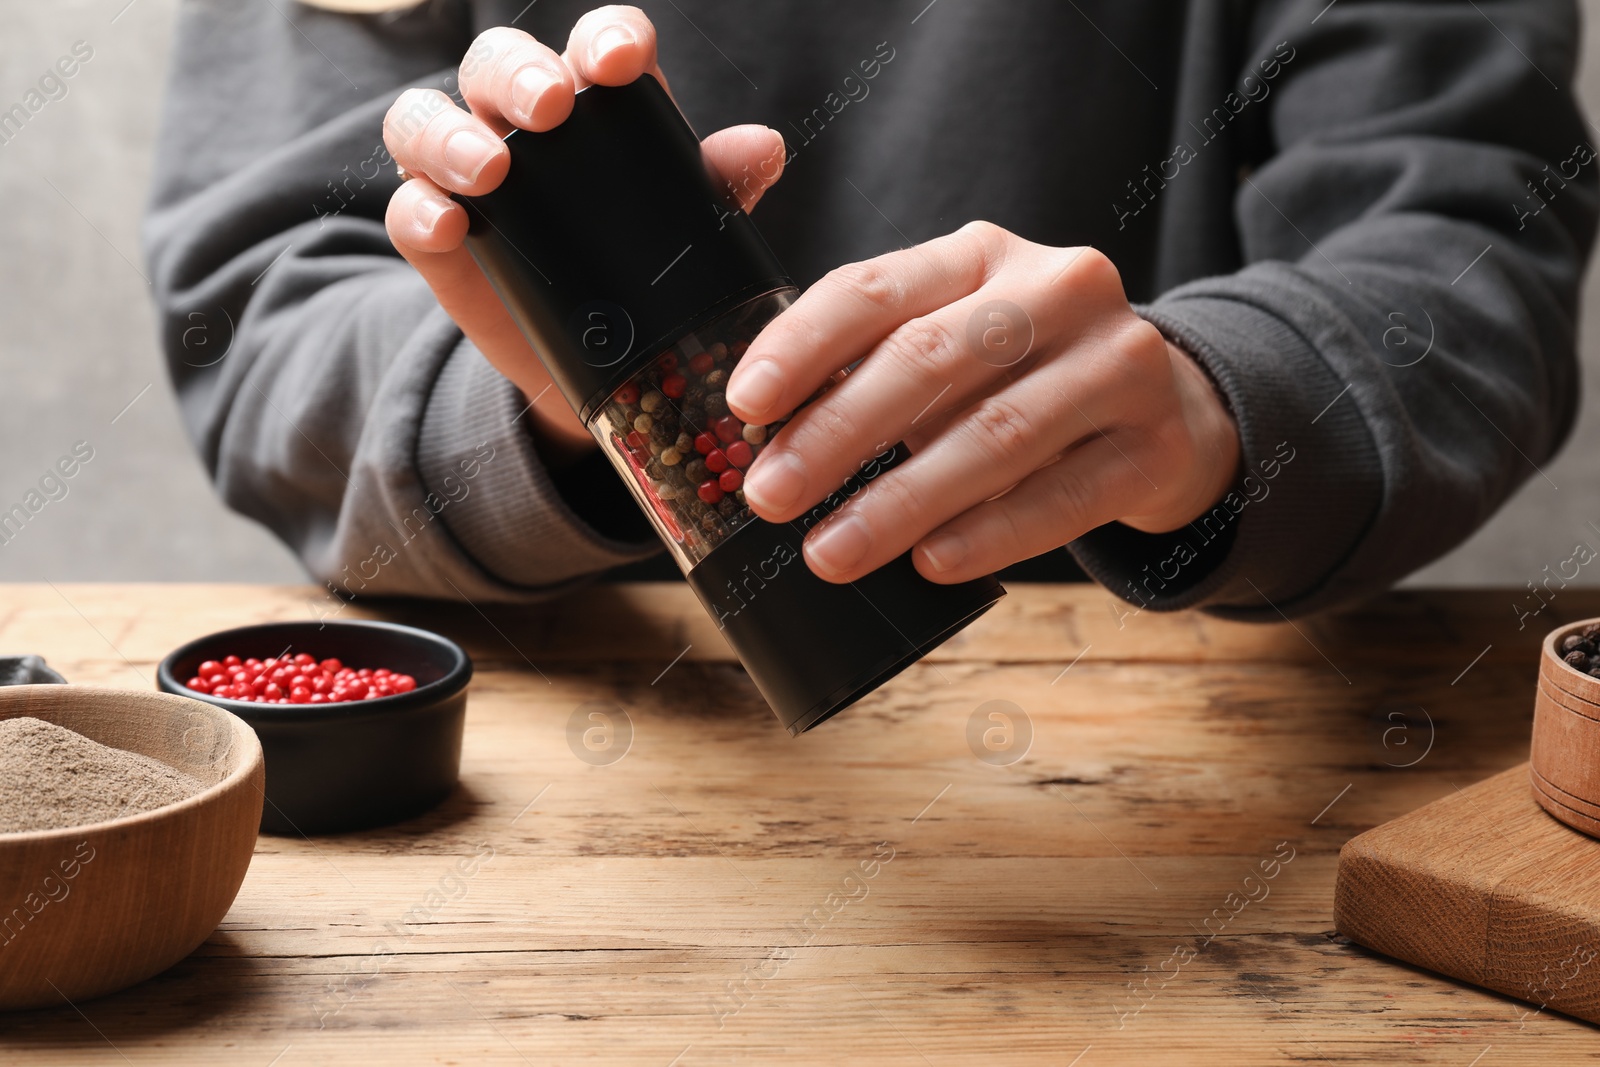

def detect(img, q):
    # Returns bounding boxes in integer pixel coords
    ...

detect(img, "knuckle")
[864,468,929,524]
[958,219,1006,254]
[955,220,1013,279]
[1043,467,1096,531]
[878,315,958,379]
[1117,319,1175,388]
[462,28,522,80]
[826,260,904,314]
[386,89,452,150]
[963,396,1035,465]
[1056,245,1123,299]
[787,399,860,462]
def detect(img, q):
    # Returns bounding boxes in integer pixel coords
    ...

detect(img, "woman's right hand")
[382,6,786,467]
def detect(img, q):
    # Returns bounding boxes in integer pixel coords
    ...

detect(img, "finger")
[908,436,1150,584]
[459,27,576,134]
[796,372,1109,582]
[385,184,537,378]
[726,222,999,427]
[563,5,665,89]
[741,289,1035,522]
[389,238,533,370]
[384,88,508,195]
[701,124,787,212]
[386,174,470,254]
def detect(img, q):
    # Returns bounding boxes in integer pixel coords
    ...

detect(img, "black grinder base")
[685,515,1004,735]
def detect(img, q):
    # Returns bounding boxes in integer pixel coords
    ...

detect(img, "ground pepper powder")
[0,717,205,833]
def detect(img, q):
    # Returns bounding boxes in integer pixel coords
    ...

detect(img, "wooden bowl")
[0,686,263,1010]
[1531,620,1600,837]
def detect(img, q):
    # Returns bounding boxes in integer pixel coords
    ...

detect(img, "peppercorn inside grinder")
[457,74,1004,734]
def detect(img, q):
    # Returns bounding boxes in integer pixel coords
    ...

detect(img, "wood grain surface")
[0,583,1595,1064]
[1337,764,1600,1027]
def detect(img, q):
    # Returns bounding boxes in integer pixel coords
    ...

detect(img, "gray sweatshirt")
[144,0,1597,621]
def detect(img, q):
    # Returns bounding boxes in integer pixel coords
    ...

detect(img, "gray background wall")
[1,0,1598,587]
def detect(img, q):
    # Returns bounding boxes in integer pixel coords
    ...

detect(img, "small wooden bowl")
[1531,620,1600,837]
[0,686,263,1011]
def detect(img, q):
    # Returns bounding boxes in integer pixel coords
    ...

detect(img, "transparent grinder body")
[588,289,815,572]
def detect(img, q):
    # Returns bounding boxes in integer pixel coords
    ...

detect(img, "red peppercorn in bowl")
[157,620,471,835]
[183,653,418,705]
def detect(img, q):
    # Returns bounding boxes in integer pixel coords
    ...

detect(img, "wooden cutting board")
[1336,764,1600,1025]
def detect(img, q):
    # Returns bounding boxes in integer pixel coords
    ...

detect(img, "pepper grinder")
[457,74,1004,734]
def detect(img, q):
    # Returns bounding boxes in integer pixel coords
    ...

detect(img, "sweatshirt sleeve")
[142,0,661,605]
[1068,0,1598,620]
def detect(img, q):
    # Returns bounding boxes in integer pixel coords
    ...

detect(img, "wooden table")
[0,583,1595,1064]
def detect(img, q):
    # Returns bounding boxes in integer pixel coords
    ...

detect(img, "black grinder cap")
[458,75,1005,733]
[456,73,791,423]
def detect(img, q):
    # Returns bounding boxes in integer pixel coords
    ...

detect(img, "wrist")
[1169,338,1241,521]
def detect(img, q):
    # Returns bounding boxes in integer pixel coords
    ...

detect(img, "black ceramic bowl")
[157,620,472,836]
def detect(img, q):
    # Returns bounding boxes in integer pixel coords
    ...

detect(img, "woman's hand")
[725,222,1242,584]
[381,7,785,466]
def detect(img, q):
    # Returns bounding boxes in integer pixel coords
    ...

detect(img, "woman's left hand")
[724,222,1242,584]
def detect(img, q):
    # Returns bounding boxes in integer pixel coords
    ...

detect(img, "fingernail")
[743,450,807,512]
[414,196,449,235]
[511,65,559,125]
[443,128,499,185]
[726,359,784,416]
[806,513,872,578]
[918,533,968,574]
[590,26,636,65]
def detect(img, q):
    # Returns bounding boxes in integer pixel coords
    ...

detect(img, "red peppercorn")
[704,449,729,474]
[719,468,744,492]
[689,352,714,375]
[694,432,717,455]
[713,415,742,444]
[724,440,754,468]
[661,373,687,399]
[182,651,417,704]
[613,382,640,405]
[697,481,725,505]
[626,430,649,451]
[658,353,679,372]
[199,660,221,676]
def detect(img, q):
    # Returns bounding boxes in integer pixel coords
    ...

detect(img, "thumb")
[700,125,787,213]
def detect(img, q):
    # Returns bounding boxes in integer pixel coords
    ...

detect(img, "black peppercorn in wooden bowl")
[1530,619,1600,837]
[157,620,471,836]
